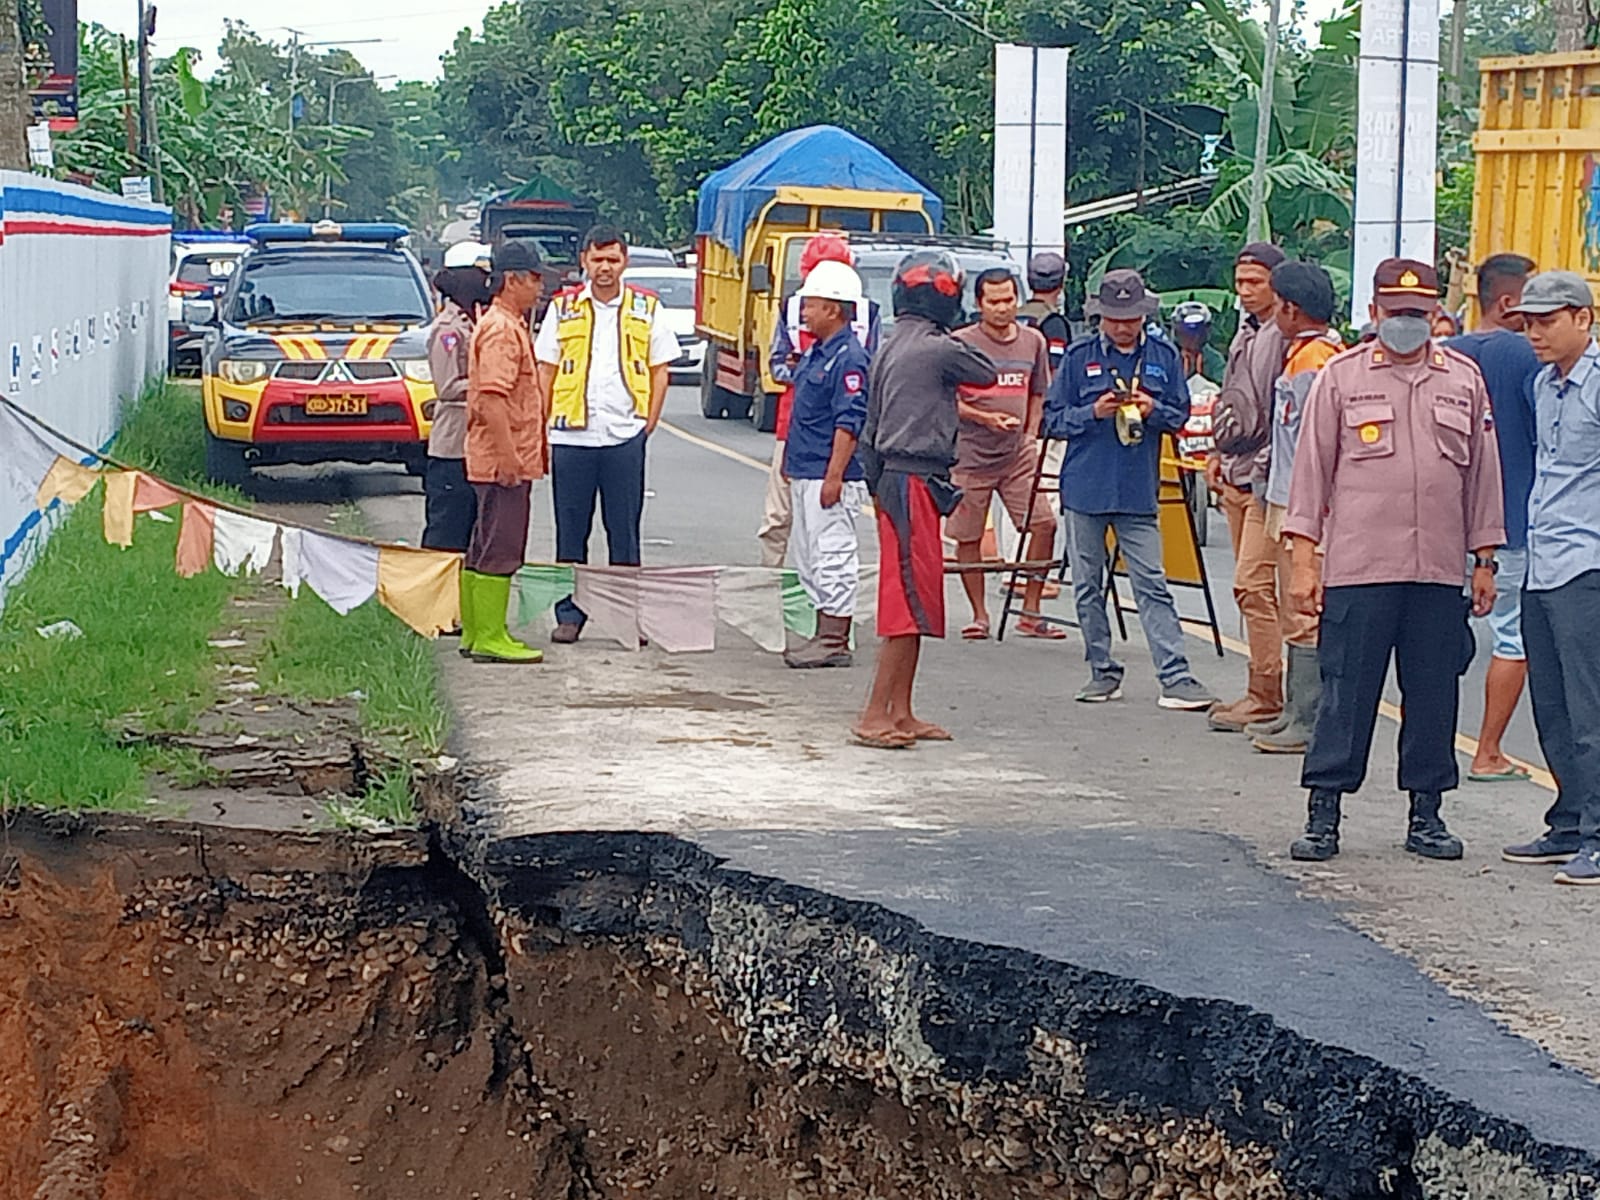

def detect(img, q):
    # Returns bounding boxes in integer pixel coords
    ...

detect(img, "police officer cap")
[1508,270,1596,314]
[492,240,543,275]
[1270,261,1336,323]
[1027,251,1067,292]
[1372,257,1438,310]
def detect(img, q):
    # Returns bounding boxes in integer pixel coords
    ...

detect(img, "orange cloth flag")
[175,502,217,578]
[375,546,461,637]
[34,456,101,509]
[102,470,190,548]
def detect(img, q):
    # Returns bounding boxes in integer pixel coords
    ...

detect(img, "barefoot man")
[854,250,997,748]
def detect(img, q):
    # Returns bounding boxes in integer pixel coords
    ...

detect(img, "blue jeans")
[1065,510,1195,687]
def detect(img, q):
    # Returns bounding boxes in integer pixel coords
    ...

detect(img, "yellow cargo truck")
[693,126,941,430]
[1469,50,1600,314]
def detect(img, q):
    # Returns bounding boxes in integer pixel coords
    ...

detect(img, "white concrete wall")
[0,171,170,600]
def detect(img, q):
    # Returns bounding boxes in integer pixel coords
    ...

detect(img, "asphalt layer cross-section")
[249,383,1600,1153]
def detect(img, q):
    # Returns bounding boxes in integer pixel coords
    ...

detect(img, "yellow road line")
[656,418,772,472]
[1180,617,1553,792]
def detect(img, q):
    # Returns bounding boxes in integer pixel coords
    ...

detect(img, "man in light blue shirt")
[1500,271,1600,885]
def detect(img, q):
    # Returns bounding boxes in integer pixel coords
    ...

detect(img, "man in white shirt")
[535,225,681,642]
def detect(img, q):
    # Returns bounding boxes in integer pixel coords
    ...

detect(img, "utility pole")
[119,36,137,160]
[1550,0,1589,50]
[1245,0,1282,244]
[1446,0,1469,117]
[1,0,30,170]
[322,70,396,217]
[286,28,302,130]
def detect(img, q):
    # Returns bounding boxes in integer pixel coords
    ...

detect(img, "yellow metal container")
[1469,50,1600,312]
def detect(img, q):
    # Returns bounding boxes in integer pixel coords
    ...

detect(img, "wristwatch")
[1473,554,1499,574]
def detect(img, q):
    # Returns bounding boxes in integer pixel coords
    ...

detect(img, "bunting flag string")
[2,396,879,654]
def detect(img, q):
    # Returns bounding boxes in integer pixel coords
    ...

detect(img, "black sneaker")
[1555,849,1600,886]
[1502,834,1582,864]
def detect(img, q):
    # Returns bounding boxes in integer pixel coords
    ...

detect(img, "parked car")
[623,266,704,382]
[627,246,679,268]
[168,232,249,375]
[191,220,437,486]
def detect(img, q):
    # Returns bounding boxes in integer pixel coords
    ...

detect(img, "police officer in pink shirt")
[1282,258,1505,862]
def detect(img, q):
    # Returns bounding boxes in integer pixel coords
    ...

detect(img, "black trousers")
[552,431,647,626]
[1523,571,1600,847]
[421,456,477,553]
[1302,583,1473,796]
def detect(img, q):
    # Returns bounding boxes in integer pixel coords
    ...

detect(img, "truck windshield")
[228,252,431,325]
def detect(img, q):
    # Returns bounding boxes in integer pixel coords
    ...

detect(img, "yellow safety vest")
[547,285,659,430]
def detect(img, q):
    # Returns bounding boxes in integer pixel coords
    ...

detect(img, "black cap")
[492,239,543,274]
[1236,241,1285,269]
[1270,261,1336,323]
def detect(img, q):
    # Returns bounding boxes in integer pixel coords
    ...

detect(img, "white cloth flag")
[211,509,279,577]
[281,527,379,614]
[714,567,787,653]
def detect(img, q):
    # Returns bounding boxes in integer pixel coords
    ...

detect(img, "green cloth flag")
[781,569,816,638]
[515,565,575,627]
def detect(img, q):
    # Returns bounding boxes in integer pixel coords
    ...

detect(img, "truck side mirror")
[183,299,217,326]
[749,263,772,294]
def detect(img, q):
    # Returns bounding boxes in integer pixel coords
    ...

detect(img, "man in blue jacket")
[1046,269,1217,709]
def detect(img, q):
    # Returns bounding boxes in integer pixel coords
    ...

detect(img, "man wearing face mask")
[1282,258,1504,863]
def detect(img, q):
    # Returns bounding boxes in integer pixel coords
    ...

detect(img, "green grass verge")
[1,384,449,822]
[0,383,238,809]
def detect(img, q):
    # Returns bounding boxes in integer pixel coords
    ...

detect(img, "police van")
[189,221,438,486]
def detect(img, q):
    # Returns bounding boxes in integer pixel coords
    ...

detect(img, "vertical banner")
[1351,0,1439,320]
[30,0,80,131]
[992,44,1070,268]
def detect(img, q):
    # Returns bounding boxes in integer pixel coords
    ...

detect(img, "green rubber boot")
[464,571,543,664]
[457,567,478,658]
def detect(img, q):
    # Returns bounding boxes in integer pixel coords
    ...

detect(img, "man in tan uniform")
[1283,258,1504,862]
[462,241,548,664]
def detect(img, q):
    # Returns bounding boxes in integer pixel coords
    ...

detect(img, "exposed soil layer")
[1,812,1597,1199]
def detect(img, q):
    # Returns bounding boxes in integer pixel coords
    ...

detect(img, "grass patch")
[0,382,238,809]
[258,505,448,823]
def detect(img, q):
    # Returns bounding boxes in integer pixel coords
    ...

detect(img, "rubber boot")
[1290,789,1342,861]
[1254,643,1321,753]
[457,568,478,658]
[1208,669,1284,732]
[1404,791,1464,860]
[464,571,543,664]
[784,613,853,669]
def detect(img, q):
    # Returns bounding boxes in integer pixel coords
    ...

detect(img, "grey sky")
[78,0,497,82]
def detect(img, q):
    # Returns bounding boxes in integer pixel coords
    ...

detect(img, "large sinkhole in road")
[1,815,1593,1200]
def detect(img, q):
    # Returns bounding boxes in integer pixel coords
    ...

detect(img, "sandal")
[902,721,954,742]
[852,727,916,750]
[1016,618,1068,640]
[961,620,992,641]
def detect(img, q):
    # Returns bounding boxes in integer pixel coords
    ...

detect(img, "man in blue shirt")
[1500,271,1600,884]
[782,260,871,670]
[1045,269,1216,709]
[1448,253,1540,782]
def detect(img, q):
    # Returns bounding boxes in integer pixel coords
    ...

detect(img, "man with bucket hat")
[781,259,873,669]
[1045,268,1217,710]
[1499,271,1600,884]
[1282,257,1504,863]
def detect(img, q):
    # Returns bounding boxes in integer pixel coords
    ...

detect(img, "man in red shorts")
[854,250,998,748]
[950,266,1056,639]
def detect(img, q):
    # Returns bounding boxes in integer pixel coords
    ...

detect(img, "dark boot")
[1404,791,1464,860]
[1290,789,1342,861]
[784,613,853,669]
[1254,643,1321,754]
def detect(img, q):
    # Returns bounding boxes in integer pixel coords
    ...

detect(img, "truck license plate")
[305,394,368,416]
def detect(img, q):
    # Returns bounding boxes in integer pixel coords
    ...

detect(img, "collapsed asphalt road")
[18,382,1587,1195]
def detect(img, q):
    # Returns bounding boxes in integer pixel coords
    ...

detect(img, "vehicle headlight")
[218,359,268,384]
[401,359,433,382]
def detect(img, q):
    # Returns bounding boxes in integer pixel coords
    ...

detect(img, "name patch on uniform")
[843,370,864,395]
[1086,363,1104,377]
[1359,424,1382,444]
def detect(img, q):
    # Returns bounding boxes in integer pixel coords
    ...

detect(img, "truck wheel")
[700,369,729,419]
[205,429,251,489]
[750,392,779,433]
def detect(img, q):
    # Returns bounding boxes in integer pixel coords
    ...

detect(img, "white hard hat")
[796,260,864,306]
[444,240,492,269]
